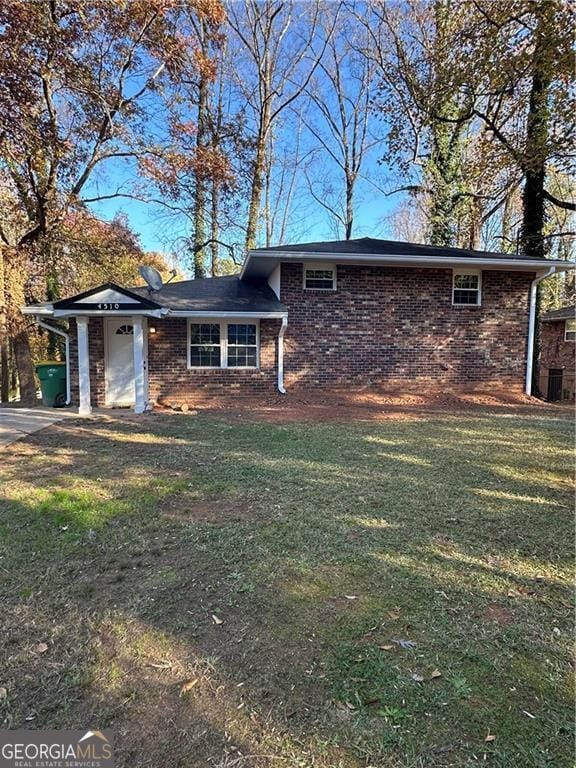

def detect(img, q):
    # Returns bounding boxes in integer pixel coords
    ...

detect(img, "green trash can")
[35,361,67,407]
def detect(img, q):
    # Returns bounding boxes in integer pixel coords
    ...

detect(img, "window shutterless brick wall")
[538,320,575,400]
[280,263,535,389]
[147,318,281,402]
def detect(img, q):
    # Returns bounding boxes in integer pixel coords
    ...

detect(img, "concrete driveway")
[0,407,76,448]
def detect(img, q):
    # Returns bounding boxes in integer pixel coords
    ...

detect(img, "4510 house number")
[97,303,120,310]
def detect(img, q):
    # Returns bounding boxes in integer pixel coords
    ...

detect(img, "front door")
[105,319,135,406]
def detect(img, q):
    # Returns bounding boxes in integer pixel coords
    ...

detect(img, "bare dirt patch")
[160,495,258,524]
[482,604,514,625]
[155,386,571,424]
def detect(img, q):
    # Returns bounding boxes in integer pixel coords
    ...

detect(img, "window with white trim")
[565,318,576,342]
[227,323,258,367]
[304,264,336,290]
[452,270,481,305]
[188,321,259,369]
[189,323,221,367]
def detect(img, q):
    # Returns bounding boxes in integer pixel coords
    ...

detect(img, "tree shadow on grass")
[0,412,573,767]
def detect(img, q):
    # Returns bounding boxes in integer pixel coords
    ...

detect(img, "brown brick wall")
[538,320,575,400]
[66,264,536,404]
[147,318,281,403]
[280,263,534,389]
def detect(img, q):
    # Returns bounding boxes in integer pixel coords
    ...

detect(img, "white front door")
[105,319,135,406]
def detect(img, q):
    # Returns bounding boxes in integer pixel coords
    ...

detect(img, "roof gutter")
[168,310,287,319]
[525,267,556,396]
[242,250,575,278]
[34,316,71,406]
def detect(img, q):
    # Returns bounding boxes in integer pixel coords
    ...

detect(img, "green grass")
[0,410,573,768]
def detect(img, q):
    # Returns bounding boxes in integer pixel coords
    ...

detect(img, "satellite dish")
[139,265,163,293]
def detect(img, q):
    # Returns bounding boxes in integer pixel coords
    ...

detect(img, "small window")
[565,319,576,342]
[227,324,258,367]
[189,323,221,367]
[304,265,336,290]
[115,324,133,335]
[453,271,481,305]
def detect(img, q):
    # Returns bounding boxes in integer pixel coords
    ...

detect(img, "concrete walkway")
[0,406,77,448]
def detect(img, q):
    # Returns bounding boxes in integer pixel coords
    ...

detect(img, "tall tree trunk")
[0,247,8,402]
[193,22,209,279]
[345,172,354,240]
[0,341,9,403]
[12,330,36,403]
[210,179,219,277]
[245,125,268,252]
[4,247,36,404]
[520,5,552,258]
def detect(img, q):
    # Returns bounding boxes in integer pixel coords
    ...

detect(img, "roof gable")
[53,282,161,311]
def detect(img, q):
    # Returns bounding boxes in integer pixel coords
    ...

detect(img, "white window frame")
[187,319,260,370]
[303,263,336,291]
[564,318,576,342]
[452,269,482,306]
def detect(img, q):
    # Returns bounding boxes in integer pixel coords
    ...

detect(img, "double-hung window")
[189,323,221,367]
[304,263,336,290]
[227,324,258,367]
[452,270,481,306]
[188,321,259,369]
[565,319,576,342]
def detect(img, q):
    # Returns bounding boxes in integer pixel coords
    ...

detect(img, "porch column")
[132,316,145,414]
[76,316,92,416]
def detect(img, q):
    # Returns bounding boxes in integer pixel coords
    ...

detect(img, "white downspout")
[525,267,555,396]
[35,316,71,405]
[277,315,287,394]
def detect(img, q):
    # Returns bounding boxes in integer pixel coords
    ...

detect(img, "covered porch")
[23,283,166,416]
[22,278,289,414]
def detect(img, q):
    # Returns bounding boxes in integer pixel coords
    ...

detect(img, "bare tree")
[227,0,338,252]
[302,12,381,239]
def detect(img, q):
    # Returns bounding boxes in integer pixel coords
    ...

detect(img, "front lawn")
[0,409,573,767]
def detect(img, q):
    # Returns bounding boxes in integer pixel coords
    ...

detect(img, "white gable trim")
[76,288,143,305]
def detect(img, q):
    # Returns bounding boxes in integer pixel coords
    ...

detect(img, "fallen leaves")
[431,669,442,679]
[33,642,48,654]
[147,660,172,670]
[179,678,199,697]
[212,614,223,625]
[393,638,416,649]
[484,733,496,742]
[0,687,7,701]
[379,644,395,651]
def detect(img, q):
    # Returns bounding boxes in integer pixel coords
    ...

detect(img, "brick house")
[538,305,575,401]
[22,238,575,414]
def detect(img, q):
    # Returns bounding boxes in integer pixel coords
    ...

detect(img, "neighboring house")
[22,237,575,414]
[538,305,576,401]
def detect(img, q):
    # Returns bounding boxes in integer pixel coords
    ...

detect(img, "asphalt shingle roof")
[131,275,286,313]
[252,236,550,261]
[540,305,575,322]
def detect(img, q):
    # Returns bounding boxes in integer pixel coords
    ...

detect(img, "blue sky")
[83,6,415,270]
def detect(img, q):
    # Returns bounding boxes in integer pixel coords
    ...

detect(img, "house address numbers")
[97,303,121,310]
